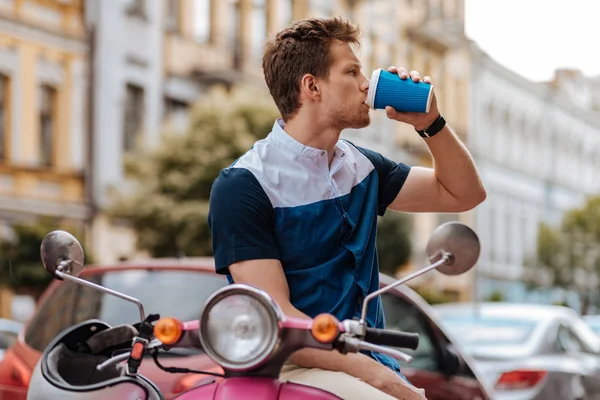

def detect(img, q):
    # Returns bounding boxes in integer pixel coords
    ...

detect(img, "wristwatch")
[415,114,446,138]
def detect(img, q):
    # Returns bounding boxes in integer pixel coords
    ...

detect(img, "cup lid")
[365,68,382,109]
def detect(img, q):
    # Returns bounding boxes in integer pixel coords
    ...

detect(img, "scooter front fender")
[174,377,341,400]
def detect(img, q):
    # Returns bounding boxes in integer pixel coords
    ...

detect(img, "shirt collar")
[270,118,346,159]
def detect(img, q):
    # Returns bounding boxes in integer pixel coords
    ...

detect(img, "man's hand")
[358,354,427,400]
[383,66,439,131]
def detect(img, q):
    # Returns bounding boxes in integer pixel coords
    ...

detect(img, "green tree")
[413,286,456,305]
[484,290,504,302]
[0,218,91,298]
[108,88,280,257]
[528,195,600,315]
[376,212,413,276]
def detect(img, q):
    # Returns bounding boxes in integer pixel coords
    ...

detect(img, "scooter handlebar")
[364,328,419,350]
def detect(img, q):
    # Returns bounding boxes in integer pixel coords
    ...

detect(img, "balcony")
[1,0,86,39]
[406,19,467,52]
[0,164,87,219]
[163,34,236,78]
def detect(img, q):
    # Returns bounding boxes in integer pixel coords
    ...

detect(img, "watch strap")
[416,115,446,138]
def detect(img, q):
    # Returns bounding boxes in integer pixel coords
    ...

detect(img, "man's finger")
[386,106,408,123]
[397,67,408,79]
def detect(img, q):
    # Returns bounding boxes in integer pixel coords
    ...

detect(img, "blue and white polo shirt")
[208,119,411,374]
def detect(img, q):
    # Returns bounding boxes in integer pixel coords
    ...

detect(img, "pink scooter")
[27,221,480,400]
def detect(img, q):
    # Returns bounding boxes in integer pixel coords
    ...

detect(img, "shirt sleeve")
[208,167,280,275]
[345,142,412,216]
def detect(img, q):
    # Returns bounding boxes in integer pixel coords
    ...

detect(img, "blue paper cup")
[365,68,433,113]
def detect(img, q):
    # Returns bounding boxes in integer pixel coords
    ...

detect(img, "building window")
[194,0,210,42]
[427,0,443,19]
[277,0,292,26]
[126,0,147,20]
[166,0,182,32]
[229,0,242,69]
[39,85,57,167]
[251,0,266,63]
[0,75,8,162]
[164,97,189,134]
[123,84,145,152]
[311,0,333,16]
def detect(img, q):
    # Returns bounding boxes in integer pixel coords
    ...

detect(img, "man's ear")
[300,74,320,100]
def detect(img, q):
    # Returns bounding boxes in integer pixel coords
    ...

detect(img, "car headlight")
[199,284,282,371]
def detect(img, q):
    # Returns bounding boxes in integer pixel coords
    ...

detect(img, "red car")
[0,259,492,399]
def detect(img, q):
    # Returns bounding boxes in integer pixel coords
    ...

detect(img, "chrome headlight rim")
[199,284,282,371]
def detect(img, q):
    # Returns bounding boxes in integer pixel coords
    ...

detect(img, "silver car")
[432,302,600,400]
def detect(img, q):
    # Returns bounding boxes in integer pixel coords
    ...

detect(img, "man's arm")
[382,66,486,213]
[229,259,426,399]
[389,125,486,213]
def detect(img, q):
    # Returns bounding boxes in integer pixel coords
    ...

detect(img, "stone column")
[292,0,309,20]
[180,0,195,38]
[238,0,253,70]
[266,0,279,35]
[209,0,225,46]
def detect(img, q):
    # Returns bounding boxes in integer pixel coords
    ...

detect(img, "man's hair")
[262,17,360,121]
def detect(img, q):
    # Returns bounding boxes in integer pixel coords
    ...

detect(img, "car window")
[25,269,228,352]
[436,313,537,349]
[0,331,18,350]
[570,318,600,354]
[381,292,438,371]
[587,322,600,335]
[556,324,584,353]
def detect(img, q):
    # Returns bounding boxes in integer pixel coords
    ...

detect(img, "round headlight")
[199,284,282,371]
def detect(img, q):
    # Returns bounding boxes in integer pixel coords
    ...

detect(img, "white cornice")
[0,14,87,53]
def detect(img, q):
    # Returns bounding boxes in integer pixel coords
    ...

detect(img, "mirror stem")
[55,270,146,322]
[359,252,451,330]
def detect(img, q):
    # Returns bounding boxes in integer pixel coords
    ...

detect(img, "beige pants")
[279,363,426,400]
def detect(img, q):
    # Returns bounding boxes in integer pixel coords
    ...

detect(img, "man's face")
[318,41,371,130]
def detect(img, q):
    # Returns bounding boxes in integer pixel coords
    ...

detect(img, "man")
[208,17,486,400]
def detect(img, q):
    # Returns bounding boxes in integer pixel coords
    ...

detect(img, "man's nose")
[360,77,370,92]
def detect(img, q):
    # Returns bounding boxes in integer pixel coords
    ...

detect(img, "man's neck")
[283,115,342,164]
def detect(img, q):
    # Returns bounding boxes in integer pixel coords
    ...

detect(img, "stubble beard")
[329,106,371,131]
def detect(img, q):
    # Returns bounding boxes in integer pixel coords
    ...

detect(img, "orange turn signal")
[311,314,340,343]
[154,317,183,345]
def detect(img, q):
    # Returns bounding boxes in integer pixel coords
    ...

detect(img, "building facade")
[0,0,88,317]
[0,0,88,226]
[469,44,600,305]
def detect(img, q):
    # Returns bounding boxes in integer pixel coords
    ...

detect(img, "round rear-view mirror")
[425,222,480,276]
[40,230,84,280]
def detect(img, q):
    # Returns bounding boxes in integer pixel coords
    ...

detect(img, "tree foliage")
[376,212,413,276]
[108,89,280,257]
[0,218,91,297]
[529,195,600,314]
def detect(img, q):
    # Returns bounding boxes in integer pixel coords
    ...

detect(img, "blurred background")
[0,0,598,321]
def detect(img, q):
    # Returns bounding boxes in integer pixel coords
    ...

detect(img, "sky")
[464,0,600,82]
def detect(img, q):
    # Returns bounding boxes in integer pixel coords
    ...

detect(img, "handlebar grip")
[364,328,419,350]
